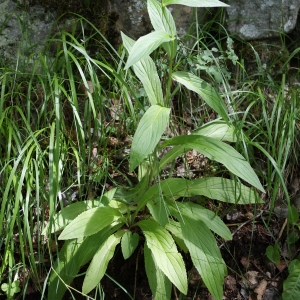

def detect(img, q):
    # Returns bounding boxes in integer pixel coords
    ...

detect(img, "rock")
[111,0,206,40]
[1,0,300,66]
[226,0,300,40]
[0,0,57,65]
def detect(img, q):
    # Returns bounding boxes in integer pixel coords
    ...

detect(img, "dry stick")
[277,218,287,241]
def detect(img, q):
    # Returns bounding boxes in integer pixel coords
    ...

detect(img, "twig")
[277,218,287,241]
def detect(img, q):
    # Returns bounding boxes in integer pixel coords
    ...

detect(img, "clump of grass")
[0,14,143,298]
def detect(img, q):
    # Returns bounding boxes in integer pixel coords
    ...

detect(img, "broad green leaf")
[44,191,115,234]
[283,259,300,300]
[45,201,103,234]
[49,224,122,300]
[161,135,265,192]
[172,71,229,121]
[137,177,263,217]
[162,39,178,59]
[138,218,187,294]
[125,30,173,69]
[266,245,280,265]
[168,201,232,240]
[147,194,169,227]
[163,0,229,7]
[180,215,226,300]
[121,231,140,259]
[82,231,124,294]
[138,158,152,181]
[108,199,133,215]
[148,0,176,36]
[59,206,123,240]
[114,174,149,205]
[187,177,263,204]
[122,32,163,105]
[144,243,172,300]
[165,219,188,253]
[193,120,237,142]
[130,105,171,171]
[158,144,186,172]
[287,232,299,244]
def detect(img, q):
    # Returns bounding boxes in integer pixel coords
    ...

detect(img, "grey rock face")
[1,0,300,66]
[111,0,151,39]
[111,0,199,40]
[226,0,300,40]
[0,0,57,64]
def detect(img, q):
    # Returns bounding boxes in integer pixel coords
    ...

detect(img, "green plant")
[283,258,300,300]
[0,14,131,297]
[0,280,21,299]
[47,1,265,299]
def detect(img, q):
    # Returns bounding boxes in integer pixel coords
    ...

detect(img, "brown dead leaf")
[254,279,268,299]
[241,256,251,268]
[245,271,259,286]
[224,275,238,292]
[276,260,288,272]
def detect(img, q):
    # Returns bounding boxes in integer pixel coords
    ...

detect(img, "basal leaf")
[165,219,188,253]
[188,177,263,204]
[144,243,172,300]
[148,0,176,36]
[180,215,226,300]
[161,135,265,192]
[163,0,229,7]
[49,224,122,300]
[172,71,229,121]
[125,30,172,69]
[44,191,114,234]
[193,120,237,142]
[121,231,140,259]
[147,195,169,227]
[45,201,103,234]
[266,245,280,265]
[138,218,187,294]
[114,174,149,205]
[82,231,124,294]
[130,105,170,171]
[137,177,263,218]
[121,32,163,105]
[283,259,300,300]
[168,201,232,240]
[59,206,123,240]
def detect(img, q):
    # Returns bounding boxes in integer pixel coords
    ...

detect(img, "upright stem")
[164,40,175,107]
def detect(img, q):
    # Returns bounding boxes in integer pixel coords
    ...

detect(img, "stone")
[1,0,300,66]
[0,0,57,65]
[226,0,300,40]
[111,0,203,40]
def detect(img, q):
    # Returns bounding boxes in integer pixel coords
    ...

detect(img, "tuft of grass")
[0,14,143,298]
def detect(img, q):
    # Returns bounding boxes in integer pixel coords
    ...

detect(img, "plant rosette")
[47,1,265,299]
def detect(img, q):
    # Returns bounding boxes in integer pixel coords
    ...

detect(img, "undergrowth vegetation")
[0,0,300,299]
